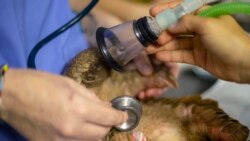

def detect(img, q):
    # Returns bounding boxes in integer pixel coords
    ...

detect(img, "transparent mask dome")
[96,21,145,71]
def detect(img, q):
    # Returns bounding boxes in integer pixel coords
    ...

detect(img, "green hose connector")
[198,2,250,17]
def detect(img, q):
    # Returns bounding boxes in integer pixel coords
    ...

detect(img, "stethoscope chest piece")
[111,96,142,131]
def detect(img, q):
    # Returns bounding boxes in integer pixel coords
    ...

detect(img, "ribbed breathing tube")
[198,1,250,17]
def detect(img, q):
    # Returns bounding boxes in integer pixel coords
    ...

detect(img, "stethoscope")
[27,0,142,132]
[27,0,98,69]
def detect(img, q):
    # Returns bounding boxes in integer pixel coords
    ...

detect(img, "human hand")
[148,1,250,83]
[133,51,179,100]
[81,7,123,47]
[1,69,127,141]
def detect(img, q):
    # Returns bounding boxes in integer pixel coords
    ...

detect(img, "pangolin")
[64,47,249,141]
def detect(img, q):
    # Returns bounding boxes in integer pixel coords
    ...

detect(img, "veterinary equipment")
[27,0,250,71]
[27,0,99,68]
[95,0,250,71]
[111,96,142,131]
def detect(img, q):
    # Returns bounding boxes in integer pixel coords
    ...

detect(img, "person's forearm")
[69,0,92,13]
[69,0,151,21]
[96,0,150,21]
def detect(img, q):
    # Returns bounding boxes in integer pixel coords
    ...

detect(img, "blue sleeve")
[0,0,89,74]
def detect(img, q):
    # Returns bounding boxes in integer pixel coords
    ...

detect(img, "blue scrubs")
[0,0,88,73]
[0,0,88,140]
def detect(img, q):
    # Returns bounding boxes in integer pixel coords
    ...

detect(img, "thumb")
[150,0,182,17]
[134,51,153,76]
[168,14,207,35]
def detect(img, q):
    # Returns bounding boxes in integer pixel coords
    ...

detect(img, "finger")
[75,84,101,102]
[104,101,112,106]
[67,78,101,102]
[194,5,211,15]
[147,45,161,54]
[79,123,110,141]
[151,57,163,66]
[156,50,195,65]
[218,14,236,22]
[65,140,88,141]
[66,123,110,141]
[164,62,180,78]
[161,38,192,51]
[145,88,167,98]
[157,30,174,45]
[68,140,99,141]
[147,38,193,54]
[168,14,207,35]
[85,100,128,127]
[150,0,182,16]
[58,120,110,140]
[137,91,146,100]
[123,61,137,71]
[66,138,103,141]
[134,51,153,76]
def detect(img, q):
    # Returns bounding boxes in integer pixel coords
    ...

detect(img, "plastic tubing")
[198,2,250,17]
[27,0,99,69]
[155,0,219,30]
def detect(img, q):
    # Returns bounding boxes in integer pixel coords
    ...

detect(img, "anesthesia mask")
[96,0,219,71]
